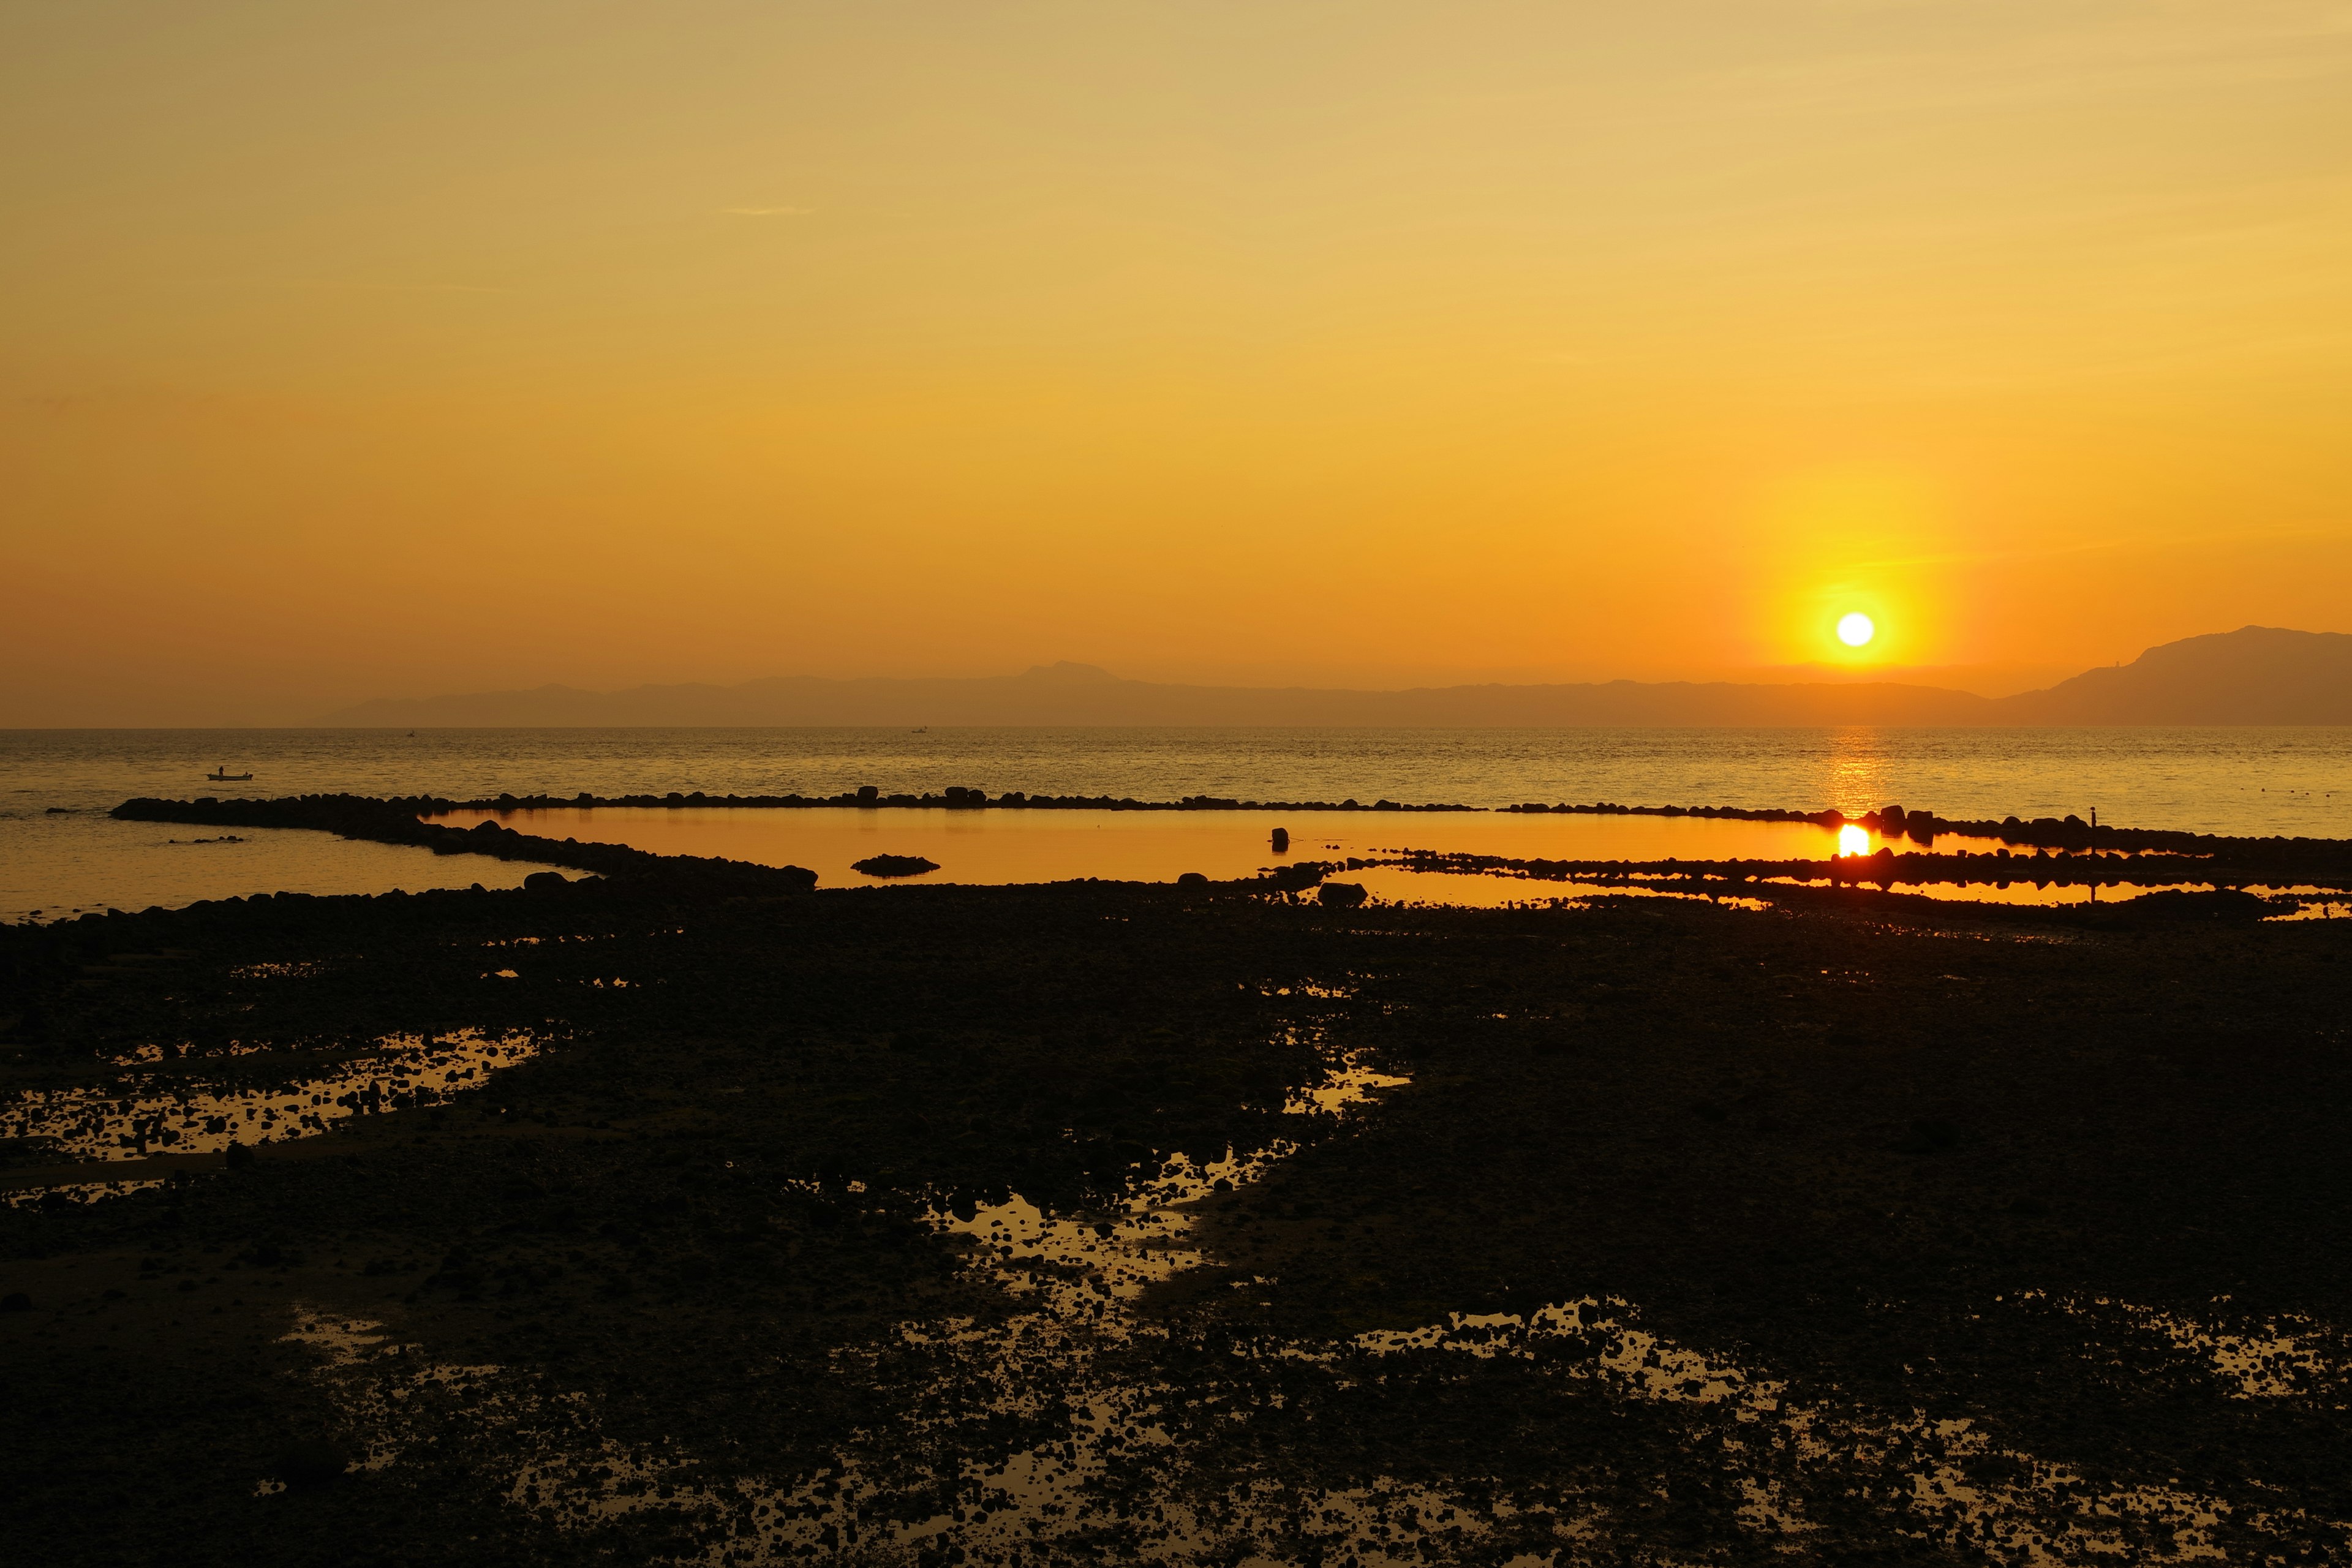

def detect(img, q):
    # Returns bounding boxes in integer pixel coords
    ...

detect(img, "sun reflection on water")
[1823,729,1890,820]
[1837,824,1871,858]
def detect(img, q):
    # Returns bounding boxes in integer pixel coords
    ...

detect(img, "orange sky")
[6,1,2351,724]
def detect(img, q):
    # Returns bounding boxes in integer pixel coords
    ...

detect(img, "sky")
[5,1,2351,725]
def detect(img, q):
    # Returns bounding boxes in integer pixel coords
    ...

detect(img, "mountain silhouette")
[315,628,2350,728]
[1994,626,2352,725]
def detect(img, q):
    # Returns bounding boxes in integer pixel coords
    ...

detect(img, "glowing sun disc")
[1836,612,1875,648]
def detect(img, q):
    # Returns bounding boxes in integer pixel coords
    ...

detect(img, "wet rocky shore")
[6,818,2352,1566]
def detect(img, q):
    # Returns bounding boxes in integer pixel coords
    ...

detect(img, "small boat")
[206,765,254,782]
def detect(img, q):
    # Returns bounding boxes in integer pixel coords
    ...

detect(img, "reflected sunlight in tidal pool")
[427,805,1961,889]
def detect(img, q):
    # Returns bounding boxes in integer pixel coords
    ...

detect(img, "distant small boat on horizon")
[206,765,253,782]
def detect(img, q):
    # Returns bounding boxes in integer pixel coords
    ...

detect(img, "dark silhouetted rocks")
[1264,864,1328,895]
[108,795,818,892]
[424,788,1482,815]
[852,854,940,879]
[5,820,2352,1568]
[269,1438,352,1492]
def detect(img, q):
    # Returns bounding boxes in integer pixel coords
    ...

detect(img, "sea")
[4,726,2348,923]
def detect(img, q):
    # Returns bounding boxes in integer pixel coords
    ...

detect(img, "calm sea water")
[5,726,2348,921]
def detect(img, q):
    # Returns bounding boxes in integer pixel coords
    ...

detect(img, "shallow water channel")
[429,804,1917,888]
[432,806,2352,915]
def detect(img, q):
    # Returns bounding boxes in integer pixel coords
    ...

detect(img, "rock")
[852,854,940,878]
[1897,1117,1961,1155]
[2118,888,2282,924]
[271,1439,352,1492]
[1270,828,1289,853]
[523,871,570,891]
[1176,872,1209,889]
[1318,881,1368,908]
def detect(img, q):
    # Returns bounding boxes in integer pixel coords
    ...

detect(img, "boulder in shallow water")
[853,854,940,879]
[523,870,571,891]
[1317,881,1369,908]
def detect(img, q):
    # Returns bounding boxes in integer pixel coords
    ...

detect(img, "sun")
[1836,612,1876,649]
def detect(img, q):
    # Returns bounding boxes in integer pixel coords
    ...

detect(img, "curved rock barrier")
[442,786,1481,813]
[1370,846,2340,921]
[110,795,817,892]
[1502,799,2352,867]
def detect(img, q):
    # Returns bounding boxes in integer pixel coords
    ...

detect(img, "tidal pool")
[1,1028,544,1201]
[428,805,1973,889]
[439,806,2346,914]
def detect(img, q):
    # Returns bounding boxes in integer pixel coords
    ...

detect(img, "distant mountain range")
[317,626,2352,728]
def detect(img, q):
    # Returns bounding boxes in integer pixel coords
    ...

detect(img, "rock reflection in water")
[273,1034,1425,1564]
[1336,1297,2318,1563]
[1,1176,166,1210]
[258,1016,2352,1567]
[4,1028,541,1164]
[645,1054,1423,1561]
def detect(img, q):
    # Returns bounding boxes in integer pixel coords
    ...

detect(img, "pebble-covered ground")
[4,873,2350,1567]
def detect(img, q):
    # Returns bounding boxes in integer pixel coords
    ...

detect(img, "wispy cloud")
[722,205,813,216]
